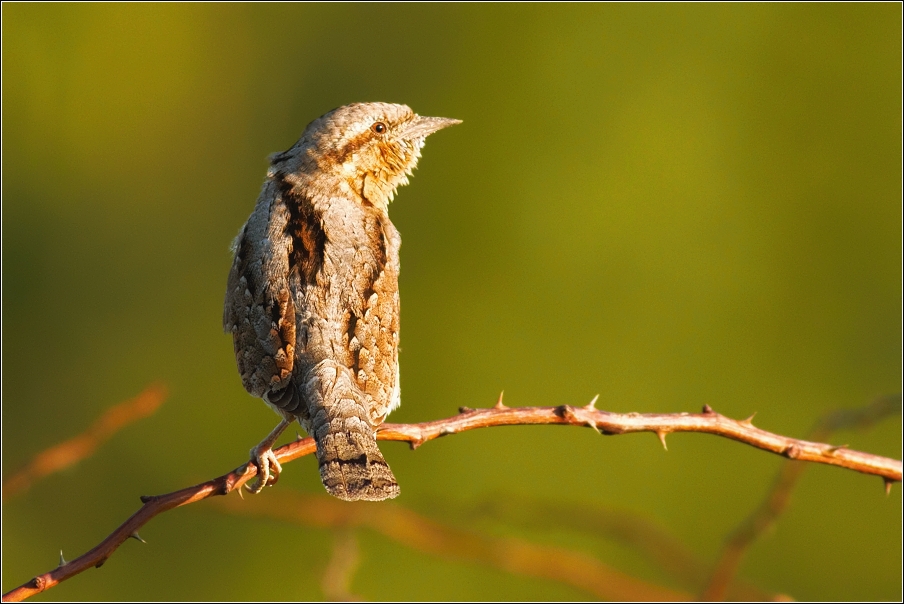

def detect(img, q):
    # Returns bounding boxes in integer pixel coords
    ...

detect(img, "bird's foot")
[242,418,292,494]
[245,445,282,494]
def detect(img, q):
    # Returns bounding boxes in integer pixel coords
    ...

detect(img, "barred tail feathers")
[307,362,399,501]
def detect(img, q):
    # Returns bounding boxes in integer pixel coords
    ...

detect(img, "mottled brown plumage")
[224,103,459,501]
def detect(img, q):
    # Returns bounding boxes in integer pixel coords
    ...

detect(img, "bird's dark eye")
[371,122,387,134]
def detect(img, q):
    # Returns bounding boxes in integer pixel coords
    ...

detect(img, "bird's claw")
[245,446,282,494]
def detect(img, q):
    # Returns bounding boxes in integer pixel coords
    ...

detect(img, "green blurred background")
[2,3,901,601]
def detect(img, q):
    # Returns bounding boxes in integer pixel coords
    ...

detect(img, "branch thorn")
[237,486,245,500]
[826,444,849,456]
[656,431,668,451]
[884,478,894,496]
[129,531,147,544]
[585,420,600,434]
[494,391,507,410]
[458,406,474,414]
[58,550,67,567]
[702,404,714,414]
[741,412,757,426]
[584,394,600,411]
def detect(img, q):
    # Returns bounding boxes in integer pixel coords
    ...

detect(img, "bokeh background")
[2,3,901,601]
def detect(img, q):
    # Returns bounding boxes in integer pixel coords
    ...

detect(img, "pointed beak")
[401,115,462,141]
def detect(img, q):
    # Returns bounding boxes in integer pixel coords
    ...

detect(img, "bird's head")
[275,102,460,209]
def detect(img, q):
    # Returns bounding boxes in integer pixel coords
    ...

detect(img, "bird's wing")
[350,217,402,424]
[224,179,297,401]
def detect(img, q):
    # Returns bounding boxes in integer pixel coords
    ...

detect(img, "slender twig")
[3,402,900,602]
[2,384,169,500]
[701,394,902,601]
[213,491,691,601]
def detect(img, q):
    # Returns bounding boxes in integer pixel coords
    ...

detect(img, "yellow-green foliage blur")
[3,4,900,601]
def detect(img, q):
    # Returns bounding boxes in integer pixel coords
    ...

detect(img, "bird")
[224,102,460,501]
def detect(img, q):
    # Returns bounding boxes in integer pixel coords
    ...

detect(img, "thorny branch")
[2,384,168,500]
[3,399,901,602]
[380,398,902,483]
